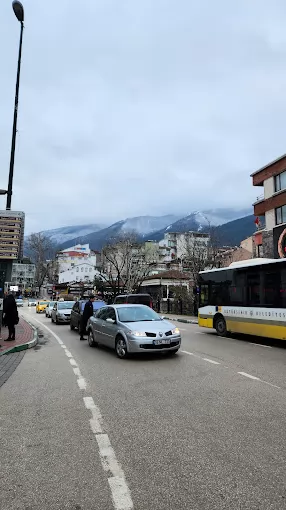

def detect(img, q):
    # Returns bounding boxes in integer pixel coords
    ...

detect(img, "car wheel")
[215,316,227,337]
[88,330,98,348]
[70,322,75,330]
[115,336,128,359]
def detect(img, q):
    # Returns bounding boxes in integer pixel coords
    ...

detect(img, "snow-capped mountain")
[120,215,181,235]
[27,209,255,255]
[37,224,105,245]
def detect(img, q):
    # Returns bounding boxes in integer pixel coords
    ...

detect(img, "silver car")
[87,304,181,359]
[51,301,76,324]
[46,301,56,317]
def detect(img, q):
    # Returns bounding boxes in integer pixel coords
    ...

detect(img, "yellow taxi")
[36,300,49,313]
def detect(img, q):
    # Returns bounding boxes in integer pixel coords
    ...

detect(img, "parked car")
[36,301,49,313]
[70,299,106,335]
[51,301,76,324]
[86,304,181,359]
[113,293,153,308]
[28,299,37,307]
[46,301,56,317]
[16,298,24,307]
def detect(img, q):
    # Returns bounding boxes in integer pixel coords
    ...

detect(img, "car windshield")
[117,306,162,323]
[39,302,47,305]
[49,302,56,307]
[58,301,75,309]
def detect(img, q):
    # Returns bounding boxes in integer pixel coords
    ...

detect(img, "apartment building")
[0,210,25,260]
[158,231,210,262]
[11,261,36,289]
[252,154,286,258]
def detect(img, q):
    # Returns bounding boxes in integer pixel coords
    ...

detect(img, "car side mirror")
[106,318,116,324]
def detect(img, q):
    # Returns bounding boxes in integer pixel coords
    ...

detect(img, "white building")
[58,262,101,284]
[158,232,210,262]
[56,244,101,278]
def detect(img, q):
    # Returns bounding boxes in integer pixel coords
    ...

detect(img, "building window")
[275,206,286,225]
[76,267,79,272]
[275,171,286,192]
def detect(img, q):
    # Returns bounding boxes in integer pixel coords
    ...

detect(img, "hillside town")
[1,3,286,509]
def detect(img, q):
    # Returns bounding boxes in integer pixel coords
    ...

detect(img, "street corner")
[0,317,38,356]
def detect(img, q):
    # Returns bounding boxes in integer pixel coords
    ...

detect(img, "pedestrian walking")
[3,294,19,341]
[80,294,95,340]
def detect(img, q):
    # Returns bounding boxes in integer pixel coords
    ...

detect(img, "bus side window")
[199,284,209,306]
[264,272,280,306]
[247,272,261,306]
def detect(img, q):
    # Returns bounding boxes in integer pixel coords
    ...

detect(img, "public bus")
[198,258,286,340]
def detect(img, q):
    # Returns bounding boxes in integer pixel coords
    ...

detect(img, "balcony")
[252,194,264,206]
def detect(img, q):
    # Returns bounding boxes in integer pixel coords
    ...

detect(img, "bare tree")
[99,235,156,296]
[26,233,55,292]
[182,228,220,287]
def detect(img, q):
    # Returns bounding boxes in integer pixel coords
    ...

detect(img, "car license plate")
[154,338,171,345]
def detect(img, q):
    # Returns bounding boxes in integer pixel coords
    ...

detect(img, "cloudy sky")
[1,0,286,233]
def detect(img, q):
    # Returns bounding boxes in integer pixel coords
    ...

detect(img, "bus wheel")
[215,316,227,337]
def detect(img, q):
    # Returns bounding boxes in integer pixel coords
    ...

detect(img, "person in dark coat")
[80,295,95,340]
[3,294,19,341]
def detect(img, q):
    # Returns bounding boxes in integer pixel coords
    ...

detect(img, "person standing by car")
[80,295,95,340]
[3,294,19,341]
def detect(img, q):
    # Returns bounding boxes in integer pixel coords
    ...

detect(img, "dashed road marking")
[64,349,73,358]
[203,358,220,365]
[181,350,195,356]
[238,371,260,380]
[248,342,272,349]
[73,367,81,377]
[24,313,134,510]
[77,377,87,390]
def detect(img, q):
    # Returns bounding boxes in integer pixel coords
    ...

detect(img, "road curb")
[162,316,198,325]
[1,318,38,356]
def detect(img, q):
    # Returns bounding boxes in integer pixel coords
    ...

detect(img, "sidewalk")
[0,317,38,356]
[162,313,198,324]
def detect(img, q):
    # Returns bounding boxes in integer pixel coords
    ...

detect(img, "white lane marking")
[238,372,260,381]
[108,476,134,510]
[64,350,73,358]
[61,344,66,349]
[77,377,87,390]
[83,397,103,434]
[24,312,134,508]
[84,397,134,510]
[203,358,220,365]
[181,350,195,356]
[96,434,124,477]
[83,396,95,409]
[248,342,272,349]
[73,367,81,377]
[260,380,281,389]
[22,314,64,344]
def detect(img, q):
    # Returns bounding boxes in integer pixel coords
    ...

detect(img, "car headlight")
[172,327,180,335]
[132,331,146,337]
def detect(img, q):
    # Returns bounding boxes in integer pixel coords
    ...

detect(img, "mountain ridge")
[24,210,256,255]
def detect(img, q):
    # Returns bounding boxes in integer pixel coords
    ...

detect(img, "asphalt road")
[0,305,285,510]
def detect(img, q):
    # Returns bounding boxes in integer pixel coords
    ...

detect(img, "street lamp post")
[6,1,25,211]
